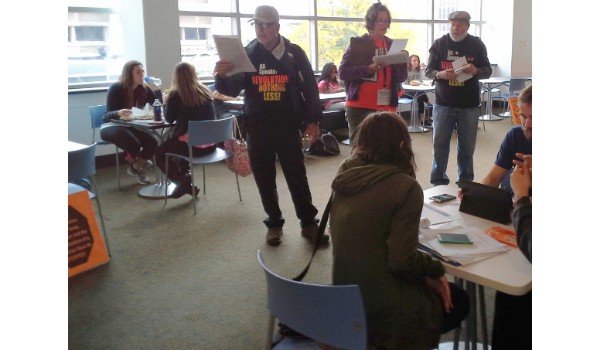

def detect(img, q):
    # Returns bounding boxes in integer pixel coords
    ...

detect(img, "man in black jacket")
[215,5,328,247]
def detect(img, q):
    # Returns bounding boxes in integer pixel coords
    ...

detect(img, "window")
[68,1,124,88]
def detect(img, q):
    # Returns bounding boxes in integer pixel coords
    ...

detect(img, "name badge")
[377,88,391,106]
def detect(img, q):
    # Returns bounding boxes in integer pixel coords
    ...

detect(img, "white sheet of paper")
[419,225,509,265]
[421,202,460,225]
[213,35,257,76]
[452,56,473,83]
[372,39,409,65]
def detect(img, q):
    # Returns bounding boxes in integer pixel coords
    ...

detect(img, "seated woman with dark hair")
[317,62,345,110]
[329,111,469,350]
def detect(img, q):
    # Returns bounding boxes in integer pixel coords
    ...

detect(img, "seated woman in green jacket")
[329,111,469,350]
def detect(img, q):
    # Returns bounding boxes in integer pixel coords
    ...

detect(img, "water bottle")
[153,99,162,122]
[144,76,162,87]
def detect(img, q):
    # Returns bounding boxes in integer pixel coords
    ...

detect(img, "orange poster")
[68,190,110,277]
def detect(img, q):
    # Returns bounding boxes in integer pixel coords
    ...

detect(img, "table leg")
[138,167,177,199]
[479,84,502,121]
[408,92,430,133]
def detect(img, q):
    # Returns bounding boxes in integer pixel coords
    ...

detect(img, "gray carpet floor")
[69,110,514,349]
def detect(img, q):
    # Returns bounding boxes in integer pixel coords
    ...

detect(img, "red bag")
[224,118,251,177]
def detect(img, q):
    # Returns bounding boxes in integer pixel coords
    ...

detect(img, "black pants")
[155,138,216,184]
[441,282,471,333]
[400,92,430,114]
[100,125,160,161]
[245,119,318,229]
[492,290,532,349]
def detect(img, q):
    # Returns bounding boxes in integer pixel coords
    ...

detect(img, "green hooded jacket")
[330,156,445,350]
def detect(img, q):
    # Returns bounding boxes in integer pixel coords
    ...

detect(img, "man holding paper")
[214,5,327,247]
[425,11,492,186]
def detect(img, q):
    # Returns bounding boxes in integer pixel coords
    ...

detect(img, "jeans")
[245,119,318,229]
[430,105,479,186]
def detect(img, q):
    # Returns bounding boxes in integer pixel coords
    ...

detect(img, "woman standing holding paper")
[338,2,408,143]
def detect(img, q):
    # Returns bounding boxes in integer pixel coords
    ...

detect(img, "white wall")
[511,0,532,77]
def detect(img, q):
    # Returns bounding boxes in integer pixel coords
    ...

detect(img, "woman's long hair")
[318,62,339,84]
[119,60,148,108]
[408,54,421,72]
[169,62,212,106]
[353,111,416,177]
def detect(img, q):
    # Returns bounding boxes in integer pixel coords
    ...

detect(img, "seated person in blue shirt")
[480,84,532,195]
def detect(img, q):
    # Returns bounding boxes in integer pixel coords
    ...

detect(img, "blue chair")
[492,78,528,117]
[257,250,367,350]
[164,117,242,214]
[68,143,111,256]
[89,105,122,189]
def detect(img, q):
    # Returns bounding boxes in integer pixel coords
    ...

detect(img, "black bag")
[306,133,340,156]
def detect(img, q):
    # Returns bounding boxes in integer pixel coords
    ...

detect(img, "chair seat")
[68,183,95,199]
[166,147,232,165]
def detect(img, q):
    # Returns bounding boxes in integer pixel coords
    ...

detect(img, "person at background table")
[317,62,346,111]
[101,60,161,184]
[400,54,431,127]
[155,62,216,198]
[425,11,492,186]
[338,2,408,143]
[480,85,532,196]
[329,111,469,350]
[214,5,327,247]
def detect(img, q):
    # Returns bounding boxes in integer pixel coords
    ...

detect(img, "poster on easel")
[68,190,110,277]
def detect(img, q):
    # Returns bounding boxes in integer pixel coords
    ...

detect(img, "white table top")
[319,91,346,101]
[68,141,87,152]
[423,184,532,296]
[401,83,435,92]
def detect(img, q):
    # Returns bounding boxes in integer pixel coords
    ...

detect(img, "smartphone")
[436,233,473,244]
[429,194,457,203]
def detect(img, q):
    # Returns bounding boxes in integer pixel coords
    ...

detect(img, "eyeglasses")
[375,19,391,24]
[252,22,277,29]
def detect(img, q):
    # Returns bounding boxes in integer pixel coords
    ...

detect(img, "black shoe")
[187,185,200,198]
[423,120,433,128]
[171,176,192,199]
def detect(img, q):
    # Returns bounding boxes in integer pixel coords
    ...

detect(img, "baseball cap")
[448,11,471,22]
[249,5,279,23]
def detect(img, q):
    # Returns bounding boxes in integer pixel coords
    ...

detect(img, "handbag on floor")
[224,117,252,177]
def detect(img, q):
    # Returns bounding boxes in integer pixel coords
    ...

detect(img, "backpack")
[306,133,340,156]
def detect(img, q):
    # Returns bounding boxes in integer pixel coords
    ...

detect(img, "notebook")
[457,180,513,224]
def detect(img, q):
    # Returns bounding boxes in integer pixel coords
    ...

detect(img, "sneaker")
[301,222,330,245]
[127,165,151,184]
[266,227,283,246]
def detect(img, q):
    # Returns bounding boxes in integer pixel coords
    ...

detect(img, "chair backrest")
[508,78,527,94]
[187,117,234,146]
[508,96,520,125]
[68,143,97,182]
[89,105,107,143]
[257,250,368,350]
